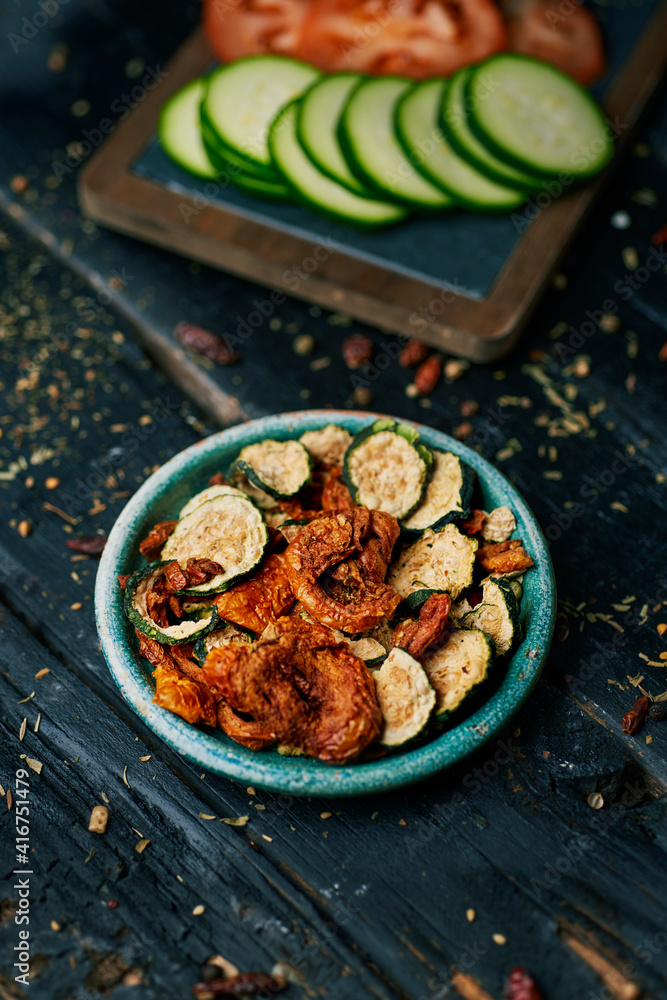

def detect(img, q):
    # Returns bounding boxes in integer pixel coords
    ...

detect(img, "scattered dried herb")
[66,534,107,556]
[192,972,287,997]
[342,333,373,369]
[622,695,650,735]
[505,967,542,1000]
[174,321,241,365]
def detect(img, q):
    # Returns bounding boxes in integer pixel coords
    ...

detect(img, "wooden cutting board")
[79,1,667,361]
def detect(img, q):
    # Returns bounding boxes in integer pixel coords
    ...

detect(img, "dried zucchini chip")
[229,438,312,499]
[347,636,386,667]
[193,624,254,664]
[389,524,477,600]
[299,423,352,466]
[402,450,474,532]
[125,563,219,645]
[460,577,519,656]
[179,484,248,519]
[162,494,268,594]
[481,506,517,543]
[422,628,494,720]
[373,647,436,746]
[342,419,433,519]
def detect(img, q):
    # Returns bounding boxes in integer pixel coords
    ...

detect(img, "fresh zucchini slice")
[402,451,474,533]
[395,81,526,212]
[202,56,320,173]
[339,77,456,210]
[299,423,353,467]
[125,563,219,645]
[229,439,312,500]
[269,101,408,228]
[298,74,370,194]
[227,169,295,202]
[389,524,477,600]
[179,484,248,520]
[342,418,433,519]
[193,624,254,664]
[200,102,280,182]
[373,647,436,746]
[460,577,519,656]
[467,55,613,179]
[161,494,268,594]
[422,627,494,719]
[440,69,540,191]
[158,79,218,180]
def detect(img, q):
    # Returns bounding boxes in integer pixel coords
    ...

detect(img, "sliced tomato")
[295,0,508,78]
[203,0,507,79]
[504,0,606,86]
[202,0,310,64]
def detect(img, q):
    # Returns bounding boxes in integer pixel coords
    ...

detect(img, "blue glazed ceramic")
[95,410,555,796]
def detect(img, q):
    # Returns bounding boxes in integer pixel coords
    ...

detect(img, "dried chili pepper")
[192,972,286,997]
[505,967,542,1000]
[66,534,107,556]
[139,520,178,560]
[622,695,650,735]
[118,574,131,591]
[342,333,373,370]
[398,338,428,367]
[208,472,227,486]
[174,321,241,365]
[414,354,442,396]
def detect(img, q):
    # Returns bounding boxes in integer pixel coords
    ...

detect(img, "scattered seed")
[70,602,83,611]
[10,175,29,193]
[122,766,130,788]
[84,848,95,863]
[34,714,41,733]
[622,247,639,270]
[262,834,273,842]
[453,421,474,440]
[443,359,465,381]
[466,909,476,922]
[139,755,151,762]
[107,899,119,909]
[135,838,150,854]
[320,812,332,820]
[610,211,631,229]
[599,314,620,333]
[199,813,216,821]
[657,624,667,636]
[221,816,249,826]
[7,790,13,811]
[17,692,35,704]
[18,520,32,538]
[293,334,315,356]
[587,792,604,810]
[35,668,50,679]
[88,805,109,834]
[192,905,205,916]
[19,718,27,741]
[50,920,61,932]
[405,383,419,398]
[351,386,373,407]
[45,476,60,490]
[493,933,507,945]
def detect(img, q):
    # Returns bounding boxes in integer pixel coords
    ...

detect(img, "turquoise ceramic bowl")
[95,410,555,796]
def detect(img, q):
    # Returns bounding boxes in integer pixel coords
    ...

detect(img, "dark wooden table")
[1,3,667,998]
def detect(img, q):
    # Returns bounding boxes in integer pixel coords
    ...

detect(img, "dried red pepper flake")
[66,534,107,556]
[658,342,667,363]
[398,338,429,368]
[414,354,442,396]
[651,223,667,246]
[174,321,241,365]
[342,333,374,369]
[208,472,227,486]
[622,695,650,735]
[139,520,178,560]
[118,574,131,590]
[192,972,287,997]
[505,967,542,1000]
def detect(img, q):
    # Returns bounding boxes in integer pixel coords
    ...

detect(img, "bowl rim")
[95,408,556,796]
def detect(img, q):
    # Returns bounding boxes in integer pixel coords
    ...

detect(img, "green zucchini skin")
[403,588,449,612]
[124,562,220,646]
[401,454,474,535]
[342,419,433,520]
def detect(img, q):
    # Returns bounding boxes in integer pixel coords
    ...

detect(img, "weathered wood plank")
[0,605,399,1000]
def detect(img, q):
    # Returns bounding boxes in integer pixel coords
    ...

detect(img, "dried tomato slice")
[284,508,401,632]
[216,700,275,751]
[203,618,381,762]
[139,520,178,560]
[392,593,451,658]
[476,539,534,575]
[215,553,294,633]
